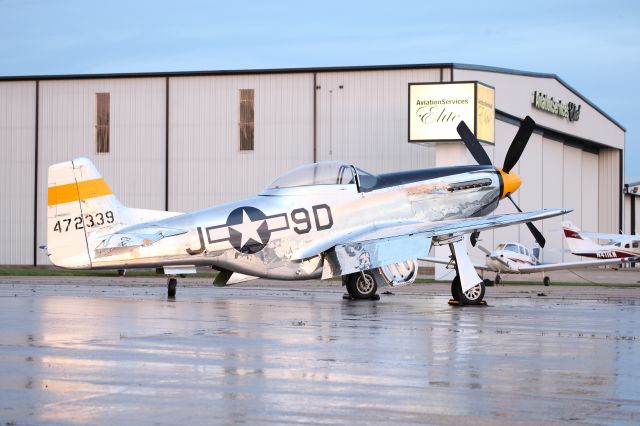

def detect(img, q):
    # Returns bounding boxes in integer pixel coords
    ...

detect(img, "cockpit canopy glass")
[267,161,357,189]
[503,243,520,253]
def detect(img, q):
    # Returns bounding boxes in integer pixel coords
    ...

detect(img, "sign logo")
[409,81,494,144]
[532,91,581,122]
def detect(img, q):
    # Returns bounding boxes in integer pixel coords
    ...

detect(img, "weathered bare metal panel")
[323,235,431,278]
[0,82,36,264]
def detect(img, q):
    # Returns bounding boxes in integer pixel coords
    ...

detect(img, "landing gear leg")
[167,277,177,298]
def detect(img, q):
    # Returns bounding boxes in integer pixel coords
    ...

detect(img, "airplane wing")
[580,232,638,244]
[420,255,492,271]
[302,208,571,278]
[517,256,640,273]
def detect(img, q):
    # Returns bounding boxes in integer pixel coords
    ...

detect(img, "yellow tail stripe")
[48,178,112,206]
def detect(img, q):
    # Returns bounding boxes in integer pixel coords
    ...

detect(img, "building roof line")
[452,63,625,131]
[0,62,625,131]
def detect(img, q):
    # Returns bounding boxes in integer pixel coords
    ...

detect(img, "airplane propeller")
[456,116,546,248]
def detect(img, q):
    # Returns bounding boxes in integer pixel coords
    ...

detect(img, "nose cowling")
[499,169,521,198]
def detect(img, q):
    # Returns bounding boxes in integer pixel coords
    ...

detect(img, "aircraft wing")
[300,208,571,278]
[517,256,640,273]
[420,256,492,271]
[580,232,638,244]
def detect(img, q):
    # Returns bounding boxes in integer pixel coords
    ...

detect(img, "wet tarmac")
[1,278,639,425]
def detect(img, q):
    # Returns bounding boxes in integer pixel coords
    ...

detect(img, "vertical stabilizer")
[47,158,129,268]
[562,221,600,254]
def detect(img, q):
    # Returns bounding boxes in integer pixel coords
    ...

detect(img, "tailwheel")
[346,272,379,300]
[167,278,177,298]
[452,275,485,305]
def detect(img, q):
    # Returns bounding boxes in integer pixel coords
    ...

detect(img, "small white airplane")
[563,222,640,259]
[46,116,570,305]
[422,240,639,286]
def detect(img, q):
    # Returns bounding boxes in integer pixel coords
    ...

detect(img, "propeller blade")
[507,194,547,248]
[502,116,536,173]
[470,230,480,247]
[456,120,492,166]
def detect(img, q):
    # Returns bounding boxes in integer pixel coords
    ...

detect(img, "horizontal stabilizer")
[94,226,187,257]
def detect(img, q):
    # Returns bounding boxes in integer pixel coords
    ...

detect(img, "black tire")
[452,276,485,305]
[494,275,502,285]
[168,278,177,298]
[451,276,461,301]
[483,278,494,287]
[543,276,551,286]
[346,272,378,299]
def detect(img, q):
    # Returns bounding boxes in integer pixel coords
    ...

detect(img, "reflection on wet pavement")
[0,283,639,425]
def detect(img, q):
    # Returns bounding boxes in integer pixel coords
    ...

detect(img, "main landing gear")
[450,275,486,305]
[343,272,380,300]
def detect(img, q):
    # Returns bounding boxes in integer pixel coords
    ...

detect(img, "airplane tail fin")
[562,221,600,254]
[46,157,178,269]
[47,158,133,268]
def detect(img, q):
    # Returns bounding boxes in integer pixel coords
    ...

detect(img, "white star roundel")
[226,207,270,254]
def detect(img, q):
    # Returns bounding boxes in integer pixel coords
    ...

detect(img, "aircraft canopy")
[267,161,357,189]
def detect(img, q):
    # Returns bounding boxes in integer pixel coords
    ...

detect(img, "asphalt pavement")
[0,276,639,425]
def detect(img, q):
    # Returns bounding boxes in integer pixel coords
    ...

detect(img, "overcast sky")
[1,0,638,178]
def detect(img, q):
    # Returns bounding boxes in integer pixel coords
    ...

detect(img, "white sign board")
[408,81,494,144]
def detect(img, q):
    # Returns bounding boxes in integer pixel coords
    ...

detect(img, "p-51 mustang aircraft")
[47,116,570,305]
[422,240,639,286]
[563,222,640,259]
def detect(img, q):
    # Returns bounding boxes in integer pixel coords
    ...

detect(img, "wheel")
[346,272,378,299]
[459,282,485,305]
[483,278,494,287]
[167,278,177,298]
[543,276,551,286]
[451,276,461,301]
[494,274,502,285]
[452,276,485,305]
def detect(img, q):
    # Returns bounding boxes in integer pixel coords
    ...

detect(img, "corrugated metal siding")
[581,151,599,237]
[542,138,564,263]
[563,144,583,262]
[315,70,438,174]
[168,74,314,212]
[0,67,626,266]
[36,78,166,264]
[598,149,620,233]
[0,82,36,264]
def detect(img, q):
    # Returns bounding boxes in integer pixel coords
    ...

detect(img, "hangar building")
[0,63,628,267]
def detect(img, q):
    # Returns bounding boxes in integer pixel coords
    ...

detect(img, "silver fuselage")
[89,165,502,279]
